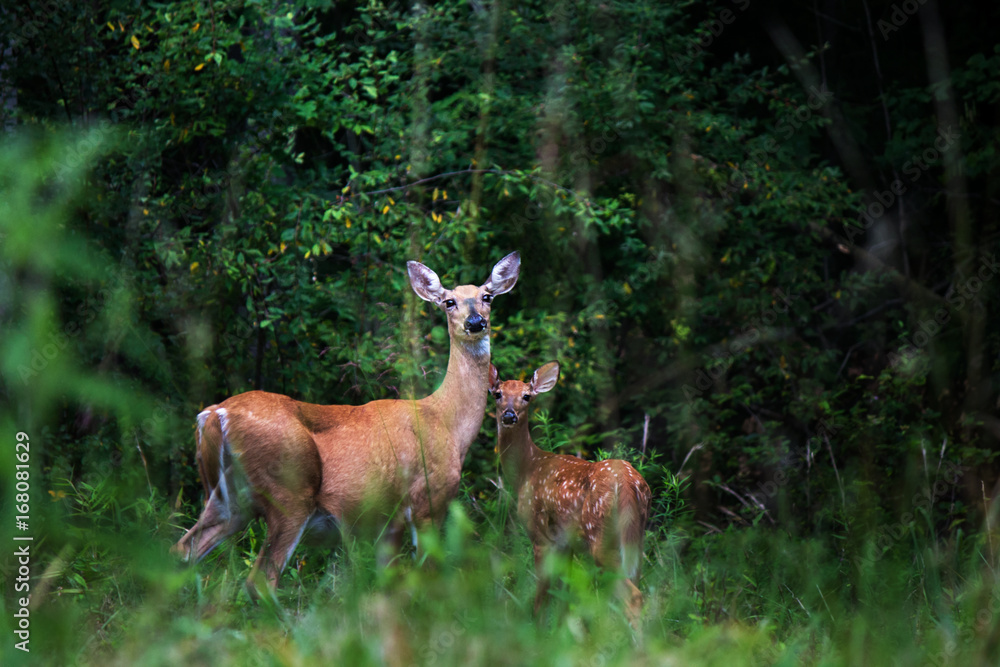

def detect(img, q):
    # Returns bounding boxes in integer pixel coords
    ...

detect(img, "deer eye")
[443,299,456,309]
[522,394,531,402]
[482,294,493,304]
[493,391,502,400]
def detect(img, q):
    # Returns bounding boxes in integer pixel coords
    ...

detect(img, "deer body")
[491,362,651,622]
[173,253,520,593]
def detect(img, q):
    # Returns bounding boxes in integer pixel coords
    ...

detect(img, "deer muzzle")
[464,313,487,334]
[501,409,518,426]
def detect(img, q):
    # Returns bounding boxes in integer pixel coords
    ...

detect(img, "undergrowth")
[5,467,999,667]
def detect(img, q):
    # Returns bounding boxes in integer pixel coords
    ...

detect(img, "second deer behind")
[490,361,651,625]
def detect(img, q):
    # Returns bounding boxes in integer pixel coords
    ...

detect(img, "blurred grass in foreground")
[7,485,1000,667]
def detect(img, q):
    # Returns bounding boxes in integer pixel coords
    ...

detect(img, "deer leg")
[532,542,552,617]
[174,410,259,565]
[376,520,405,569]
[617,538,645,628]
[591,536,644,627]
[404,506,420,555]
[172,479,249,563]
[617,577,643,628]
[247,505,314,595]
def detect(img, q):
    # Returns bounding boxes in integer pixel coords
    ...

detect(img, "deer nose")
[465,313,486,334]
[501,409,517,425]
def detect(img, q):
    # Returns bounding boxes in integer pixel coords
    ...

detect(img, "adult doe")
[490,361,650,623]
[172,252,520,594]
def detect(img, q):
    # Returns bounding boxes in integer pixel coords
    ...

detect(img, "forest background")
[2,0,1000,664]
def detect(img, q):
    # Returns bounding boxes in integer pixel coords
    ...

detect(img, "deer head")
[408,252,520,355]
[490,361,560,427]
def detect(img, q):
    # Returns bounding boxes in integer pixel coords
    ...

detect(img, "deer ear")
[482,251,520,295]
[531,361,560,394]
[408,261,445,302]
[489,363,500,392]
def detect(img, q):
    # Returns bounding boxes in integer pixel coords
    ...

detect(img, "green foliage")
[3,0,1000,664]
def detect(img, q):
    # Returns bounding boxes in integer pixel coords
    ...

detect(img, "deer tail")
[195,406,240,506]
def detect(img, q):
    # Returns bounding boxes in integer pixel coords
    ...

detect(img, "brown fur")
[490,361,651,624]
[172,253,520,593]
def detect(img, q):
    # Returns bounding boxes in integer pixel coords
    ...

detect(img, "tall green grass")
[1,468,996,667]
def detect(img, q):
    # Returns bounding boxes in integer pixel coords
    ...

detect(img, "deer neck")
[426,330,491,455]
[497,421,541,491]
